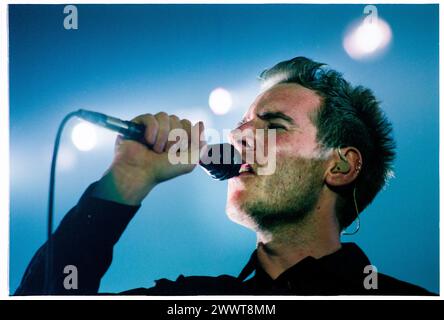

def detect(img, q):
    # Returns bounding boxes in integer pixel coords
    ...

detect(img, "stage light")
[71,122,97,151]
[343,17,392,60]
[209,88,232,115]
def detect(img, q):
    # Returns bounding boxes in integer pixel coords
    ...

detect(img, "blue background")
[9,4,439,294]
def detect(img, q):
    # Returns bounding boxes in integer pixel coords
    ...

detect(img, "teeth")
[239,165,253,174]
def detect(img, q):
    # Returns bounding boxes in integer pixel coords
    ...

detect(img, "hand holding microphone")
[80,110,241,205]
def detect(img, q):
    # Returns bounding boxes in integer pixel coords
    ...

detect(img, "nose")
[229,120,256,161]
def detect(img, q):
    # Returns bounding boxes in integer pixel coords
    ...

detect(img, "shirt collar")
[237,242,371,284]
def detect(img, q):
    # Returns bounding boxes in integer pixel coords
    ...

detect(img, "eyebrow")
[257,111,295,125]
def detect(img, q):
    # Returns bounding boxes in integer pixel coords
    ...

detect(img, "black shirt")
[15,183,435,296]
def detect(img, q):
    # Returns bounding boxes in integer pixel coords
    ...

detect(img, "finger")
[131,113,159,146]
[114,135,124,153]
[153,112,170,153]
[166,115,183,151]
[198,121,207,149]
[192,121,206,164]
[144,114,159,147]
[180,119,192,144]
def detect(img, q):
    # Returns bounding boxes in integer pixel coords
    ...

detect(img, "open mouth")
[238,163,255,176]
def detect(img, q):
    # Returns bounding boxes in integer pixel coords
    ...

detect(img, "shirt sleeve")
[14,182,140,295]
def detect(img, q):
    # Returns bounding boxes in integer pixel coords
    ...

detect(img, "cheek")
[274,131,318,159]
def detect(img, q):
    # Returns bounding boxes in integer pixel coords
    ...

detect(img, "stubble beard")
[238,157,326,232]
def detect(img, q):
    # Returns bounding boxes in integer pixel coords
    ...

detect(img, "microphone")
[77,109,146,141]
[76,109,242,180]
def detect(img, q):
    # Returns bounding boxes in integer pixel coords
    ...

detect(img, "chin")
[226,193,258,230]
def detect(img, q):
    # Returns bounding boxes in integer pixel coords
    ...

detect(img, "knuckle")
[131,113,152,123]
[169,114,180,122]
[155,111,168,118]
[180,119,192,127]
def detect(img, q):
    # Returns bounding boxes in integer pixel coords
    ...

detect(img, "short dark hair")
[259,56,396,229]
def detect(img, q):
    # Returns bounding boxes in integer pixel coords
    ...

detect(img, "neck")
[255,196,341,280]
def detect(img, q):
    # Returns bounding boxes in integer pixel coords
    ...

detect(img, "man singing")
[16,57,433,295]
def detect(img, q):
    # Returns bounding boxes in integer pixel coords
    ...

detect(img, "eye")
[268,123,287,130]
[236,119,247,128]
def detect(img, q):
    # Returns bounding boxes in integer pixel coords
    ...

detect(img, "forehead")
[246,83,323,119]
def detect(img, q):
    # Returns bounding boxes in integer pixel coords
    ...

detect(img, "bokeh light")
[209,87,232,115]
[71,122,98,151]
[343,17,392,60]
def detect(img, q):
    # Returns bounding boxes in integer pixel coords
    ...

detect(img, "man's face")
[226,83,329,231]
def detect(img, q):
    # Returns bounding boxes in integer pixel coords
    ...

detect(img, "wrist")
[92,164,157,205]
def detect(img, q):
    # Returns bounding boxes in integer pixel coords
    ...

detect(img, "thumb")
[198,121,207,150]
[189,121,206,164]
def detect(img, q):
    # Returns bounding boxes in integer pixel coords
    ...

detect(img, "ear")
[325,147,363,187]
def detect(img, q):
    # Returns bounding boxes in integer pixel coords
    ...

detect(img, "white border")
[439,0,443,301]
[0,1,10,298]
[0,0,441,301]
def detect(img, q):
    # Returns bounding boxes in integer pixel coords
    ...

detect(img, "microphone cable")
[44,110,80,294]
